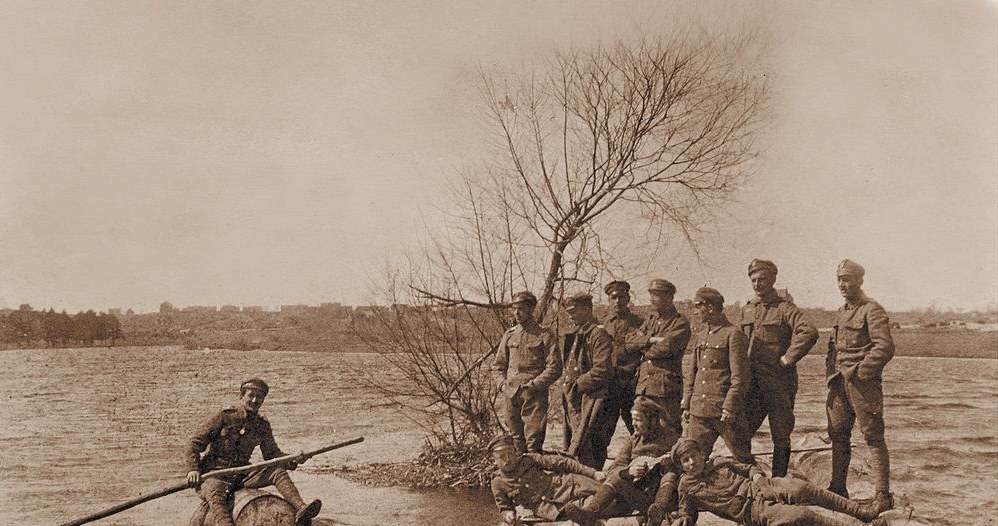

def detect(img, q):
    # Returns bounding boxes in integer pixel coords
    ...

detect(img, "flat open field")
[0,340,994,526]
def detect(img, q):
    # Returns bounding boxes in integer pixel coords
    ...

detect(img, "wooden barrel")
[233,489,296,525]
[187,489,296,526]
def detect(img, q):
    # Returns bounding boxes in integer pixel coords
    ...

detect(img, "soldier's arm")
[608,437,634,472]
[526,329,563,391]
[717,457,761,480]
[782,304,819,365]
[675,477,700,526]
[259,419,288,460]
[624,318,653,353]
[535,453,599,478]
[187,412,223,472]
[490,330,513,389]
[723,328,750,414]
[490,477,516,512]
[645,316,692,360]
[856,302,895,380]
[681,337,698,411]
[576,327,613,393]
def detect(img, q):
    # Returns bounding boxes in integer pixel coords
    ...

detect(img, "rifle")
[60,436,364,526]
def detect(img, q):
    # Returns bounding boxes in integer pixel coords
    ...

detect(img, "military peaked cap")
[240,378,269,396]
[630,396,662,419]
[694,287,725,309]
[673,438,701,460]
[748,259,778,277]
[510,291,537,306]
[564,293,594,311]
[648,279,676,295]
[487,435,516,453]
[604,280,631,295]
[836,259,865,277]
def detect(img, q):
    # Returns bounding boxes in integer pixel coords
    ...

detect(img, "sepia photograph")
[1,2,995,525]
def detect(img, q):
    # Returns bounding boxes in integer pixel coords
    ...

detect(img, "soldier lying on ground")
[488,435,607,525]
[562,397,681,526]
[185,378,322,526]
[671,439,886,526]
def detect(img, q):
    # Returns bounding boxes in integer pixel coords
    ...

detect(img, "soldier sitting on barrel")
[185,378,322,526]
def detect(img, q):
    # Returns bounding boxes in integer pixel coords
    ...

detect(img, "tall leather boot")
[646,480,678,526]
[272,470,322,525]
[563,484,616,526]
[869,444,893,514]
[771,445,792,478]
[800,483,880,522]
[828,442,851,498]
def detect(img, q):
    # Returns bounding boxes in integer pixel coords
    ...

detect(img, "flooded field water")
[0,346,995,526]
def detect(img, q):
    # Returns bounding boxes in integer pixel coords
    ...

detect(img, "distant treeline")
[3,300,994,356]
[0,305,122,349]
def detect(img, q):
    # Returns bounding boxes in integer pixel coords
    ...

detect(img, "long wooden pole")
[60,436,364,526]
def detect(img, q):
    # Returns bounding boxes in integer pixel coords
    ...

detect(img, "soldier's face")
[240,388,266,413]
[680,449,706,476]
[750,272,776,297]
[568,306,591,326]
[837,275,863,300]
[692,301,711,322]
[513,303,534,325]
[632,410,647,436]
[608,291,630,311]
[493,448,520,474]
[649,291,674,311]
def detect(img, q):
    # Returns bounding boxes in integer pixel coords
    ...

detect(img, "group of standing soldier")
[488,258,896,525]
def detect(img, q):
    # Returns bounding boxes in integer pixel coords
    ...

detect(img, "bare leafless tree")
[357,30,769,449]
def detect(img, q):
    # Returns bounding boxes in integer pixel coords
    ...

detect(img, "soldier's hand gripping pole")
[59,436,364,526]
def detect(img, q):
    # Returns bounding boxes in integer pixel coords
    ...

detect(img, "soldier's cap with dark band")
[510,291,537,307]
[648,279,676,295]
[694,287,725,309]
[630,396,662,419]
[487,435,517,453]
[836,259,865,278]
[604,280,631,295]
[563,292,594,311]
[673,438,701,460]
[240,378,269,396]
[748,259,778,277]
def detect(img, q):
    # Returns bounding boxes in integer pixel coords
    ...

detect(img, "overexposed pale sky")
[0,0,995,313]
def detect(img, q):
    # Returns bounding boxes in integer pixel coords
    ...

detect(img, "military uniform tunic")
[490,453,602,521]
[187,406,292,526]
[825,292,894,494]
[604,426,681,517]
[736,292,818,459]
[560,319,615,469]
[187,405,286,473]
[681,316,750,460]
[491,322,563,453]
[604,309,645,434]
[624,307,692,449]
[677,459,868,526]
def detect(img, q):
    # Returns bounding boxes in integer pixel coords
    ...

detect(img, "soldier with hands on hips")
[736,259,818,476]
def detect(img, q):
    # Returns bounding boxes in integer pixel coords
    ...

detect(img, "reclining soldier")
[185,378,321,526]
[488,435,607,525]
[562,398,681,526]
[672,438,885,526]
